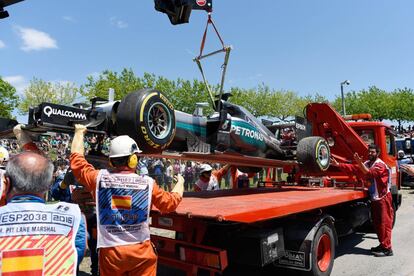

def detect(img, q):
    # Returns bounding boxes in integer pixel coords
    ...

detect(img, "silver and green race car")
[0,88,330,173]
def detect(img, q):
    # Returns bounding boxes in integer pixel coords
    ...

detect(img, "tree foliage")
[0,77,19,118]
[18,78,79,114]
[332,86,414,123]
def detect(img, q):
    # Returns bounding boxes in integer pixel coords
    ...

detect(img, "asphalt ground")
[79,187,414,276]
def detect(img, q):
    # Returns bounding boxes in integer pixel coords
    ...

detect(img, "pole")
[341,84,346,116]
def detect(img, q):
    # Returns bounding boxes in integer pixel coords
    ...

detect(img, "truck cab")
[349,121,398,186]
[348,121,402,210]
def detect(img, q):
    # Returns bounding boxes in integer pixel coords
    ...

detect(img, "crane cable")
[193,13,231,111]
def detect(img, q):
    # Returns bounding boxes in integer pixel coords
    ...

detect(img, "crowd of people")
[2,133,262,193]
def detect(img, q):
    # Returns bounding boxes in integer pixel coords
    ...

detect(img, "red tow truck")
[149,102,402,276]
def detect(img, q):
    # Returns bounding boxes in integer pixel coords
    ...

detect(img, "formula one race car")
[0,88,331,173]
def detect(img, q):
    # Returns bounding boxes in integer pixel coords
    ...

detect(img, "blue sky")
[1,0,414,110]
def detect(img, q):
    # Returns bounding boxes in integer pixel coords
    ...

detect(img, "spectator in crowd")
[70,124,184,275]
[194,163,230,191]
[331,144,394,257]
[164,159,174,191]
[138,156,150,176]
[397,150,412,166]
[180,160,186,175]
[184,161,195,191]
[173,160,181,175]
[151,158,165,189]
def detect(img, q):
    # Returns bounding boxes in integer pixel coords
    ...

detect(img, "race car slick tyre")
[297,136,330,172]
[307,223,335,276]
[115,89,176,154]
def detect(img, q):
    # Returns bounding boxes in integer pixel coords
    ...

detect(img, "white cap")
[398,150,405,158]
[109,135,142,158]
[199,164,213,174]
[0,146,9,163]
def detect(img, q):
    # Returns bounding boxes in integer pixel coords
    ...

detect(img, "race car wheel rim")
[316,233,331,272]
[317,143,330,168]
[147,102,172,140]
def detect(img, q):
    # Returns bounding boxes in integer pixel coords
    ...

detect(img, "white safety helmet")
[0,146,9,163]
[199,164,213,174]
[109,135,142,158]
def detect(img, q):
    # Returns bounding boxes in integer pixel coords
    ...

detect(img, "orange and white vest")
[96,170,154,248]
[364,158,391,201]
[0,201,81,276]
[195,175,220,191]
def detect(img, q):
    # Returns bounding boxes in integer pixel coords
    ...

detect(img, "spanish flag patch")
[2,248,44,276]
[111,195,132,210]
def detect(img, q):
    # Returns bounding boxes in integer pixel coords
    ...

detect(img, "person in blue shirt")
[397,150,412,166]
[50,167,98,275]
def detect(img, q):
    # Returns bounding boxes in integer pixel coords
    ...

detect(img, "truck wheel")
[297,136,330,172]
[115,89,176,154]
[309,223,335,276]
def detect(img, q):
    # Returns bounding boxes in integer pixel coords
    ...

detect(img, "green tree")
[229,85,313,121]
[297,93,328,117]
[0,77,19,118]
[80,68,145,101]
[19,78,79,114]
[332,86,390,120]
[387,88,414,128]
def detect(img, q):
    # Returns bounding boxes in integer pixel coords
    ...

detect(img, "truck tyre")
[115,89,176,154]
[308,223,335,276]
[297,136,330,172]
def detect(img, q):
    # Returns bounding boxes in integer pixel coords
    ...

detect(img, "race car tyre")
[306,223,335,276]
[115,89,176,154]
[297,136,330,172]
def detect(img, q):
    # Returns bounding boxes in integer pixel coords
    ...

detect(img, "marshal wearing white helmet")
[194,163,230,191]
[109,135,142,158]
[70,124,184,275]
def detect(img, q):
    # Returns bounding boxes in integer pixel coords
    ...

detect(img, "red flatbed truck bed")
[167,187,367,223]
